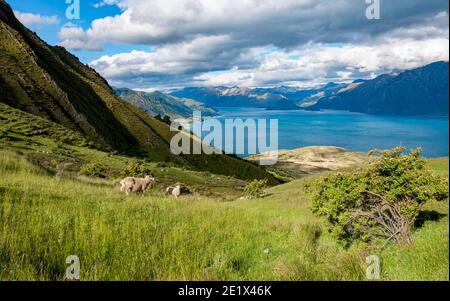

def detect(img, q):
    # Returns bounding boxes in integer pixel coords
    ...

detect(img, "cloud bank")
[58,0,449,88]
[14,11,59,27]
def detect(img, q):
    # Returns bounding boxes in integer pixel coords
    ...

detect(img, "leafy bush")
[162,115,172,125]
[156,162,176,169]
[312,147,448,245]
[244,179,268,198]
[122,160,153,177]
[155,114,171,125]
[78,162,107,178]
[51,142,74,157]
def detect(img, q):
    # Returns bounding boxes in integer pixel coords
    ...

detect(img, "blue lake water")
[208,108,449,158]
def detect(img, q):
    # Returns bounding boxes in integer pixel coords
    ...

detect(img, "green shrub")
[78,162,107,178]
[312,147,448,245]
[156,162,176,168]
[122,160,153,177]
[244,179,268,198]
[162,115,171,125]
[51,142,74,156]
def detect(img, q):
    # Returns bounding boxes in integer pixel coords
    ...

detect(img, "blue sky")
[8,0,148,62]
[6,0,449,90]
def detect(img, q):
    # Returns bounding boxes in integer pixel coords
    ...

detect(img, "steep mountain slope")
[170,86,300,110]
[0,0,277,183]
[115,88,217,120]
[1,0,149,151]
[180,97,218,116]
[307,62,449,116]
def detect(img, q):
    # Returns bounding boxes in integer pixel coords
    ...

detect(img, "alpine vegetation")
[312,148,448,245]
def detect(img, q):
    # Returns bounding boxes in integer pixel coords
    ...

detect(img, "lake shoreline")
[215,107,450,158]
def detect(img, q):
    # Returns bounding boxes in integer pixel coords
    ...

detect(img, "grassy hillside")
[0,92,447,280]
[0,0,276,183]
[426,157,450,177]
[0,1,135,149]
[0,102,278,185]
[0,0,447,281]
[0,102,256,198]
[0,149,447,280]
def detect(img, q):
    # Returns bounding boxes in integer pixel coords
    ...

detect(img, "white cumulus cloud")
[58,0,449,88]
[90,37,449,89]
[14,11,59,27]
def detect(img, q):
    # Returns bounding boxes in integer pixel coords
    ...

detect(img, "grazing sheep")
[131,175,156,195]
[120,177,135,195]
[166,185,182,198]
[120,175,155,196]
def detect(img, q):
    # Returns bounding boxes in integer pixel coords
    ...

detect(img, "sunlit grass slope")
[0,150,447,280]
[0,101,277,185]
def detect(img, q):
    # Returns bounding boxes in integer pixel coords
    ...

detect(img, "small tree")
[78,162,106,178]
[312,147,448,245]
[122,160,153,177]
[155,114,163,121]
[162,115,172,125]
[244,179,268,198]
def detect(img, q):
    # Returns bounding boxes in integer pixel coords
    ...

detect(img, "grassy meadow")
[0,150,448,280]
[0,0,448,282]
[0,97,448,281]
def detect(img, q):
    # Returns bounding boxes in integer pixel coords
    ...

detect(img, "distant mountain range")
[114,88,218,120]
[307,62,449,116]
[255,82,366,107]
[168,82,373,111]
[170,86,300,110]
[170,61,448,116]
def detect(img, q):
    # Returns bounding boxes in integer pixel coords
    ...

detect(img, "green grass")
[0,101,277,185]
[0,151,277,280]
[1,0,448,281]
[0,150,448,280]
[0,102,254,198]
[427,157,449,177]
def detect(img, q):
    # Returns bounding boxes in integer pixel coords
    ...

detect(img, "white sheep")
[120,177,135,195]
[166,185,182,198]
[120,175,155,196]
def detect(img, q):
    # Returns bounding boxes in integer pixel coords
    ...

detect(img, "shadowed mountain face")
[0,0,139,150]
[307,62,449,116]
[0,0,277,183]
